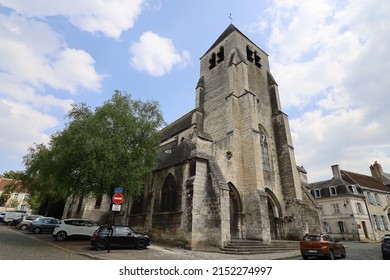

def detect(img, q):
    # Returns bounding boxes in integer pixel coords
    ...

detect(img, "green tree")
[23,91,164,212]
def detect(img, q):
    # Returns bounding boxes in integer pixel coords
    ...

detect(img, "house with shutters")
[307,163,390,241]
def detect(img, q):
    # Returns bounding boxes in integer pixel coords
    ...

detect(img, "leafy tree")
[23,91,164,213]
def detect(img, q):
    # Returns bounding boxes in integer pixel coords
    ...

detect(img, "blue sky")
[1,0,389,182]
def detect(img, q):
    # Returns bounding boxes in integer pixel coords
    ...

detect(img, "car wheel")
[56,231,67,241]
[95,240,107,251]
[341,247,346,258]
[135,239,147,250]
[21,224,28,230]
[327,250,335,260]
[33,227,41,234]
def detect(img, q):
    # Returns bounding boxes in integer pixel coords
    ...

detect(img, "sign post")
[108,188,124,253]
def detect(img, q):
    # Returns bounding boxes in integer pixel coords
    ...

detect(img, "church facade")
[63,25,321,250]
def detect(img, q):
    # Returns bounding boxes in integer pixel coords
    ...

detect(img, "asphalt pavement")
[0,223,384,260]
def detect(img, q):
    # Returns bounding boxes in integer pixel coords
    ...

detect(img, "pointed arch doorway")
[228,183,243,239]
[265,188,283,240]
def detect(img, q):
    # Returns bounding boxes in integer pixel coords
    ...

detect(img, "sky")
[0,0,389,183]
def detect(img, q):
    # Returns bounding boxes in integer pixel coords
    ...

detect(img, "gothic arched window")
[259,128,271,171]
[160,173,180,212]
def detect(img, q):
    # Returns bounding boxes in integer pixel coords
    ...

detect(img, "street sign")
[112,192,124,204]
[112,204,121,211]
[114,187,123,193]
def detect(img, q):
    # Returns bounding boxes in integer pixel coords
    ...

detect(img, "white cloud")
[129,31,190,77]
[259,0,390,181]
[0,99,58,171]
[0,14,104,95]
[0,0,144,38]
[0,12,105,172]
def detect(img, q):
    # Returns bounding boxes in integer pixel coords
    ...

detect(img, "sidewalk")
[78,244,302,260]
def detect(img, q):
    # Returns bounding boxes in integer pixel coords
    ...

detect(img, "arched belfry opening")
[265,188,283,240]
[228,183,243,239]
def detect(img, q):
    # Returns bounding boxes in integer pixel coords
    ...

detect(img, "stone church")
[63,24,321,249]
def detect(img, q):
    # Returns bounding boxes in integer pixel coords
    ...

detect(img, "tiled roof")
[342,170,390,193]
[0,177,13,191]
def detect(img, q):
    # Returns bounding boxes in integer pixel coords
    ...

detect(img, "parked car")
[300,233,346,260]
[0,211,7,222]
[3,211,27,224]
[29,217,61,234]
[53,219,100,241]
[16,215,44,230]
[91,225,150,251]
[10,216,24,226]
[382,237,390,260]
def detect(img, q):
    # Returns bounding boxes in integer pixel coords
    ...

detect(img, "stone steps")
[220,239,300,255]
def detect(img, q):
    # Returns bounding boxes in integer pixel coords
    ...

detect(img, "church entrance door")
[228,184,242,239]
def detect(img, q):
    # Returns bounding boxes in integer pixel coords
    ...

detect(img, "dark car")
[382,237,390,260]
[91,225,150,251]
[10,216,24,227]
[29,217,61,234]
[300,233,346,260]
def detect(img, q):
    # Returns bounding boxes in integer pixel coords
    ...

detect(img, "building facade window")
[375,193,382,206]
[351,185,359,194]
[356,202,364,214]
[259,129,271,171]
[314,189,321,198]
[373,215,380,230]
[324,222,330,233]
[333,203,340,214]
[329,186,337,196]
[160,173,180,212]
[381,215,389,231]
[338,221,346,233]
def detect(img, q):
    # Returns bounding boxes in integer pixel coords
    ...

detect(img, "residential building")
[307,164,390,241]
[0,176,30,213]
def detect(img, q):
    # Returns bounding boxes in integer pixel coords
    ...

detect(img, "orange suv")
[300,233,346,260]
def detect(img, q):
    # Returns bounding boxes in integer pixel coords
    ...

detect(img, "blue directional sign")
[114,187,123,193]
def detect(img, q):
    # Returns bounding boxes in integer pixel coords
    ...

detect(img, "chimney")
[370,161,384,181]
[331,164,342,179]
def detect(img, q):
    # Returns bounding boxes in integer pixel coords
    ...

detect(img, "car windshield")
[303,235,321,241]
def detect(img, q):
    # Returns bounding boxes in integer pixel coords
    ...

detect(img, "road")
[0,223,384,260]
[0,223,91,260]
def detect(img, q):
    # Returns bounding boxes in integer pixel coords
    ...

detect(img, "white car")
[53,219,99,241]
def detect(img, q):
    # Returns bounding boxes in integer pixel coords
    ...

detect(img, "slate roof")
[154,139,197,171]
[159,109,196,142]
[201,24,268,59]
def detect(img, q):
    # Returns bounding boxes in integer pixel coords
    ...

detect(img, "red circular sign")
[112,193,124,204]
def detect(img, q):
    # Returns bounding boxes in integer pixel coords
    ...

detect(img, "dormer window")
[351,185,359,194]
[329,186,337,196]
[314,189,321,198]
